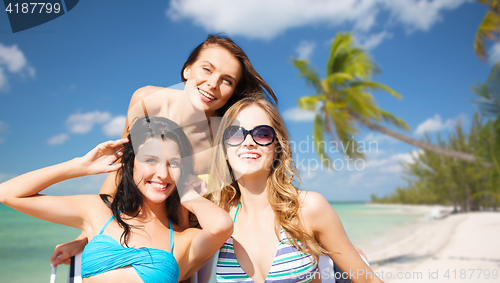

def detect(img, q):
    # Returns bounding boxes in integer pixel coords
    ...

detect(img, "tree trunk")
[350,113,492,167]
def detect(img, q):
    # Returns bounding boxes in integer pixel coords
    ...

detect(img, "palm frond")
[379,109,411,130]
[477,0,494,6]
[474,10,500,61]
[472,62,500,117]
[349,81,402,99]
[325,72,354,86]
[327,32,355,75]
[344,48,377,79]
[298,95,325,111]
[291,58,322,93]
[340,89,380,121]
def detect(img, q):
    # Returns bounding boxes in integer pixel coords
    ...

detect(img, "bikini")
[81,214,179,283]
[216,201,318,283]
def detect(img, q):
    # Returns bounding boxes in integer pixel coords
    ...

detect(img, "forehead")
[197,46,242,76]
[135,138,180,159]
[233,104,271,129]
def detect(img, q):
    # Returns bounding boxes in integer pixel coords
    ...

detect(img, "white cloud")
[0,121,8,132]
[391,150,422,164]
[283,107,316,122]
[27,66,35,77]
[296,40,316,60]
[414,114,456,135]
[347,172,366,186]
[355,31,393,50]
[166,0,472,40]
[102,116,126,137]
[379,165,403,173]
[66,111,111,134]
[47,133,69,146]
[489,43,500,65]
[301,171,317,180]
[366,149,422,172]
[381,0,474,32]
[363,132,398,145]
[0,44,28,73]
[0,44,35,91]
[0,68,7,90]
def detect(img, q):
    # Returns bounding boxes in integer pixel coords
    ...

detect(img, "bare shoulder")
[299,190,331,210]
[129,85,165,105]
[299,190,337,221]
[129,85,182,109]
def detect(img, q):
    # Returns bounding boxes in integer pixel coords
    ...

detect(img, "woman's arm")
[301,191,383,283]
[0,139,127,229]
[180,183,233,270]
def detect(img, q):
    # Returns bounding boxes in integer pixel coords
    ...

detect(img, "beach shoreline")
[358,206,500,282]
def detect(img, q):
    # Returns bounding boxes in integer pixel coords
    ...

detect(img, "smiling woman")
[210,96,382,283]
[49,35,278,277]
[0,116,233,283]
[182,46,242,116]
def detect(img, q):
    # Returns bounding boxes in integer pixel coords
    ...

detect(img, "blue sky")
[0,0,496,201]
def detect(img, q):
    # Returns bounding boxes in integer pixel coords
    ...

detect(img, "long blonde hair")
[209,95,325,258]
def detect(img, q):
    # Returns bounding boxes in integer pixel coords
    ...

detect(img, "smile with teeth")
[239,153,261,160]
[198,88,215,100]
[148,182,169,190]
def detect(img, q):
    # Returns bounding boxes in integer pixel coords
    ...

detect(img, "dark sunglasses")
[223,125,276,146]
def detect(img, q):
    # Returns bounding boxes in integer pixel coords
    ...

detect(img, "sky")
[0,0,495,201]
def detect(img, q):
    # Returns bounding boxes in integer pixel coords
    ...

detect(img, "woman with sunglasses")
[210,96,382,283]
[50,34,277,274]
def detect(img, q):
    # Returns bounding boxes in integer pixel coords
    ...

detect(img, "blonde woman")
[209,96,382,283]
[50,35,277,275]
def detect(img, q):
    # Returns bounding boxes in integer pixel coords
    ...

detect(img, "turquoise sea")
[0,202,427,283]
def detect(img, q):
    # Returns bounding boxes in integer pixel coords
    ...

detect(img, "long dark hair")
[100,116,195,247]
[181,34,277,115]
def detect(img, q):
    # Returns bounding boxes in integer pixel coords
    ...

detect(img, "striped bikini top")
[216,201,318,283]
[81,214,179,283]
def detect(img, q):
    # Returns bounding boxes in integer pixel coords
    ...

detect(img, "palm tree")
[473,62,500,118]
[292,32,481,166]
[475,0,500,62]
[473,62,500,174]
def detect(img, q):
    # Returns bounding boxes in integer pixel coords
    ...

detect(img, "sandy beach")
[362,208,500,282]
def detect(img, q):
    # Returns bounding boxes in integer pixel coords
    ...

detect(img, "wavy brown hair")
[209,96,325,259]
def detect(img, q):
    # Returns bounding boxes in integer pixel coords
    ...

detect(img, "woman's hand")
[178,174,207,203]
[77,138,128,176]
[50,233,88,266]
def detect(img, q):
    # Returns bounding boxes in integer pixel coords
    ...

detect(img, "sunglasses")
[223,125,276,146]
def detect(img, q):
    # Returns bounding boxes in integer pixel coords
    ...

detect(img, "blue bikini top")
[81,214,179,283]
